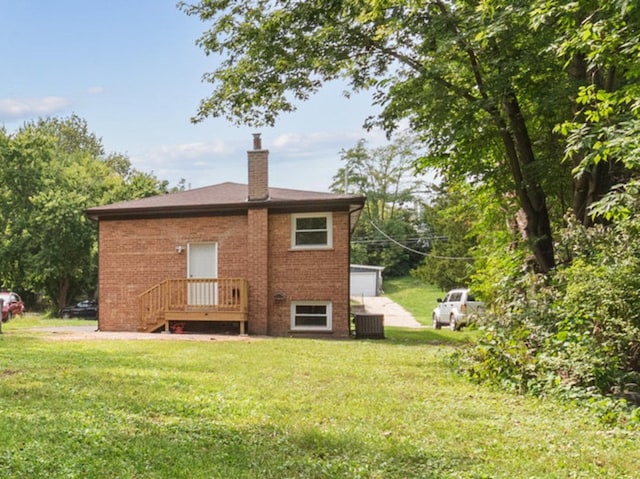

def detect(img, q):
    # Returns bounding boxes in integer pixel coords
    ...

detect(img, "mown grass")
[2,313,97,330]
[0,315,638,478]
[383,276,444,326]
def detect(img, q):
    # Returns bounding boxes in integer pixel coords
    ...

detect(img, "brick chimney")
[247,133,269,201]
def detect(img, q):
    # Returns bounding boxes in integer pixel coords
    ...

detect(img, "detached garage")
[350,264,385,297]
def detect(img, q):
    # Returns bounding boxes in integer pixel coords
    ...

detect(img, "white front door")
[188,243,218,305]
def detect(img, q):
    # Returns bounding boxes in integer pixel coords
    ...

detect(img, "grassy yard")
[0,316,638,478]
[383,276,444,326]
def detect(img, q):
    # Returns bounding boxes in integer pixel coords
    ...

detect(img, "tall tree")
[412,182,479,291]
[534,0,640,223]
[179,0,591,272]
[0,116,168,310]
[330,134,427,275]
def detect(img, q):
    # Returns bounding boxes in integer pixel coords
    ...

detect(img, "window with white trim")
[291,301,332,331]
[291,212,332,249]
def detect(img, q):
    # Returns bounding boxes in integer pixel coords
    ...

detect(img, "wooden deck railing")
[138,278,248,332]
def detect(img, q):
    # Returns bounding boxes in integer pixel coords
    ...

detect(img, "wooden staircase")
[138,278,248,333]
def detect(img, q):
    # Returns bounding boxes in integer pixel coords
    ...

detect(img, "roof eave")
[85,196,366,221]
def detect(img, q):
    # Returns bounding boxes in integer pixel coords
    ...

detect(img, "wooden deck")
[138,278,248,333]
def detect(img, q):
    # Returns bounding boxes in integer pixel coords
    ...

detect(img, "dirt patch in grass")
[27,325,262,342]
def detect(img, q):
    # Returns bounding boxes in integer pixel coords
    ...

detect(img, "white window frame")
[290,301,332,331]
[290,212,333,250]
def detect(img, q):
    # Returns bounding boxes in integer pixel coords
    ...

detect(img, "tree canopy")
[181,0,639,275]
[0,115,169,310]
[182,0,640,412]
[411,181,479,291]
[330,134,428,276]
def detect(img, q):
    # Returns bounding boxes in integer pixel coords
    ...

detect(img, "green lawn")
[0,316,638,478]
[383,276,444,326]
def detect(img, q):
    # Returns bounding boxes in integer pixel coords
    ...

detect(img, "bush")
[462,215,640,426]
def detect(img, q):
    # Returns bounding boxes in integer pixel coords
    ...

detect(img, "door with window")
[439,291,461,320]
[187,242,218,306]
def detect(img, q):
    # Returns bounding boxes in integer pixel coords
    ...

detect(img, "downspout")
[348,202,365,337]
[85,213,101,332]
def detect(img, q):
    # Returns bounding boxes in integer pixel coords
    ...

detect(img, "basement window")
[291,212,332,249]
[291,302,332,331]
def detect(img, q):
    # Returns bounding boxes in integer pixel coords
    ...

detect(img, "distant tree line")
[0,115,171,312]
[330,134,430,277]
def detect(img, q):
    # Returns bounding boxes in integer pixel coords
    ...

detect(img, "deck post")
[139,278,248,333]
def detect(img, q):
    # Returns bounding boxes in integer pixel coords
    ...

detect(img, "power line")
[351,236,446,244]
[367,221,476,260]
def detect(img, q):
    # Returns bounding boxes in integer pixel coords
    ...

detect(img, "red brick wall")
[97,209,352,337]
[267,211,351,337]
[248,149,269,201]
[247,208,269,335]
[98,215,248,331]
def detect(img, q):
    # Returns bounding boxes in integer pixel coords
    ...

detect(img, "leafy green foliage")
[0,116,168,310]
[462,215,640,425]
[411,182,479,291]
[534,0,640,223]
[456,0,640,403]
[182,0,587,272]
[330,134,428,276]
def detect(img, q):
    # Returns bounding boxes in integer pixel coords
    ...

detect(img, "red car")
[1,292,24,322]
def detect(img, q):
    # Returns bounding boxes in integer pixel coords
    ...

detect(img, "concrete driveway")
[356,296,424,328]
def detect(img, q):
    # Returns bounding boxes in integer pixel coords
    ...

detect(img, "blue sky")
[0,1,387,192]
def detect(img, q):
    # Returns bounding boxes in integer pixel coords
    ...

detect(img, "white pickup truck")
[432,288,485,331]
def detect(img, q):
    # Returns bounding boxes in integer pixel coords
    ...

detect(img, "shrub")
[462,215,640,426]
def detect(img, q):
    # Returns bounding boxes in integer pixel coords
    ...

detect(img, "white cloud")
[86,86,105,95]
[142,139,235,163]
[130,128,389,192]
[0,96,71,121]
[273,130,379,153]
[131,139,243,189]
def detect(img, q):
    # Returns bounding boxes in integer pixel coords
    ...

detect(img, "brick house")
[86,135,365,337]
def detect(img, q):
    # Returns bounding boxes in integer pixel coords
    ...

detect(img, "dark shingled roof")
[86,182,366,221]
